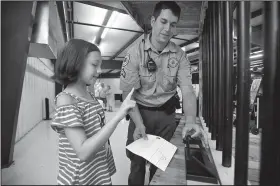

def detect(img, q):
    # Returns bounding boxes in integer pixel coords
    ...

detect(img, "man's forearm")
[182,87,197,125]
[122,91,145,128]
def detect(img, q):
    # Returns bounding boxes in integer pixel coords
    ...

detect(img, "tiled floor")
[2,103,131,185]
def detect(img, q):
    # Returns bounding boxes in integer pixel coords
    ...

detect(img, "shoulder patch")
[122,54,130,67]
[168,57,179,68]
[121,68,126,78]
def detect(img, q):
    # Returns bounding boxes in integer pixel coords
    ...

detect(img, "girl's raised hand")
[119,88,136,115]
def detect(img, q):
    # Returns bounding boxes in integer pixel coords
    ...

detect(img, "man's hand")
[182,123,209,148]
[133,125,148,140]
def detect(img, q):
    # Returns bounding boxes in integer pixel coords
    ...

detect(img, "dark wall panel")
[1,2,35,168]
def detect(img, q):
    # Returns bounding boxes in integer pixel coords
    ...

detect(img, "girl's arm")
[58,88,135,162]
[64,111,123,161]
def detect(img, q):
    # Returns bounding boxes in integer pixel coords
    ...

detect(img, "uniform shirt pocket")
[161,72,177,92]
[139,71,156,90]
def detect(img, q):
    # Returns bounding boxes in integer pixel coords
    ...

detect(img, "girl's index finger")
[126,88,135,100]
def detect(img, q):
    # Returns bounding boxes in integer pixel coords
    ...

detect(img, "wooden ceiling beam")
[56,2,68,42]
[179,37,199,47]
[70,2,74,39]
[110,33,143,60]
[121,1,145,31]
[186,47,199,54]
[95,11,113,45]
[67,20,143,34]
[109,1,146,60]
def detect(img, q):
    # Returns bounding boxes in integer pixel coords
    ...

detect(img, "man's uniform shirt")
[120,34,193,107]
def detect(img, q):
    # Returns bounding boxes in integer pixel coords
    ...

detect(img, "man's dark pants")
[126,107,177,185]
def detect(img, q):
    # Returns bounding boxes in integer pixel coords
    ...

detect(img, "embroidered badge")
[168,58,179,68]
[122,54,130,67]
[121,68,126,78]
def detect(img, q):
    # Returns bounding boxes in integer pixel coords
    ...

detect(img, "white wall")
[16,57,55,142]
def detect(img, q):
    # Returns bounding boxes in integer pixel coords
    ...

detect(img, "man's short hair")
[153,1,181,20]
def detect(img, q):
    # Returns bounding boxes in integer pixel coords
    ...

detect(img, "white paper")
[126,134,177,171]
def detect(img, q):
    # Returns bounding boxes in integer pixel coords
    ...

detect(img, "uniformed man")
[120,1,208,185]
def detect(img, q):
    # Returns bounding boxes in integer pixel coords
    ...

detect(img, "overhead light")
[101,11,119,39]
[181,47,186,51]
[250,54,263,59]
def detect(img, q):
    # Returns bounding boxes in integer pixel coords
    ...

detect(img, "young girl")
[51,39,135,185]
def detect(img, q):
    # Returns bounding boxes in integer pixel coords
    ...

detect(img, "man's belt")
[137,94,179,114]
[137,103,166,111]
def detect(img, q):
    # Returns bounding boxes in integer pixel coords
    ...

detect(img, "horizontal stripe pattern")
[52,91,116,185]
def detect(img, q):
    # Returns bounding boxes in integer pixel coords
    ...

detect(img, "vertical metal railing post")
[260,2,280,185]
[234,2,250,185]
[202,21,206,120]
[212,1,218,140]
[205,5,209,127]
[205,15,209,127]
[216,1,224,151]
[209,2,213,133]
[206,7,211,128]
[222,1,234,167]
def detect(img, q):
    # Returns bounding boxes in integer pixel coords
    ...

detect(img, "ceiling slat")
[120,1,145,31]
[186,47,199,54]
[110,1,146,60]
[110,33,143,60]
[67,20,143,34]
[180,37,199,47]
[95,11,113,45]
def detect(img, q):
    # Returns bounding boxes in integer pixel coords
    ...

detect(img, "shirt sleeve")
[177,52,193,87]
[119,47,141,92]
[51,105,84,134]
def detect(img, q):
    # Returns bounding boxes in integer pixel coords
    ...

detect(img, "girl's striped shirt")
[51,91,116,185]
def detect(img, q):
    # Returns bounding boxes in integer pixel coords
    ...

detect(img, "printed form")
[126,134,177,171]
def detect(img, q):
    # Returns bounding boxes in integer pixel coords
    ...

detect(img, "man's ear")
[151,16,155,28]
